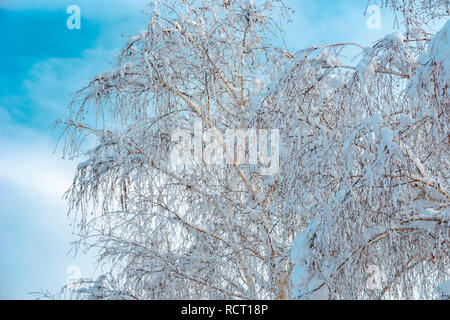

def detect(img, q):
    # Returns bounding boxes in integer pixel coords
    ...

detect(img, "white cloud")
[284,0,396,50]
[22,47,116,116]
[0,46,116,298]
[0,124,97,299]
[0,0,148,299]
[0,130,74,200]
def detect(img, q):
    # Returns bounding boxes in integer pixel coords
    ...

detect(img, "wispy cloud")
[0,123,95,299]
[285,0,396,49]
[0,44,116,299]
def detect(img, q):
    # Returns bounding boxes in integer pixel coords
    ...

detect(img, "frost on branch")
[57,0,295,300]
[52,0,448,300]
[282,2,449,299]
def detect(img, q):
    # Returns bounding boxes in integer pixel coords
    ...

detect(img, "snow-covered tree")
[283,0,449,299]
[51,0,448,300]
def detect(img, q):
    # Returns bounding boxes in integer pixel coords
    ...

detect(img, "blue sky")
[0,0,397,299]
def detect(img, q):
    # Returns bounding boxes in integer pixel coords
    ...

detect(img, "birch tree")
[50,0,449,300]
[56,0,294,300]
[283,0,449,299]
